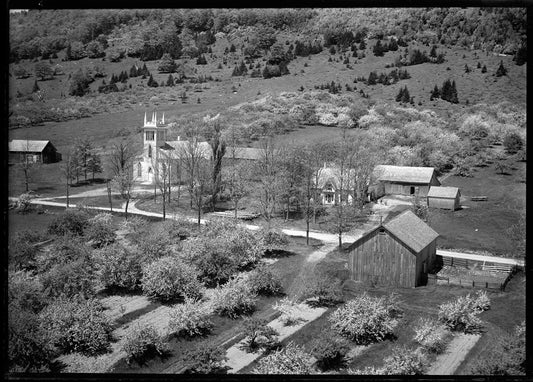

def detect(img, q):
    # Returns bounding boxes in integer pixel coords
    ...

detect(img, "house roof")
[9,140,51,153]
[374,165,437,184]
[427,186,460,198]
[382,210,439,253]
[314,166,358,189]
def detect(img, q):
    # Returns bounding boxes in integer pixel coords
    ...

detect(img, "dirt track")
[426,333,481,375]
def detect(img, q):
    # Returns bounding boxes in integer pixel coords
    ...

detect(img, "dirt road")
[426,333,481,375]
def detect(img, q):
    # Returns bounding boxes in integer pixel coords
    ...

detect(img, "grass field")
[429,155,525,256]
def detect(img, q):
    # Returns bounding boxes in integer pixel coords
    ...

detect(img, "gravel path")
[426,333,481,375]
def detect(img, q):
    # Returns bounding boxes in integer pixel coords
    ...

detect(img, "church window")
[137,163,142,177]
[148,145,152,158]
[146,131,155,141]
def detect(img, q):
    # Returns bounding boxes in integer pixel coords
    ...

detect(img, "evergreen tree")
[373,40,384,57]
[402,86,410,103]
[147,74,158,87]
[166,74,174,87]
[196,54,207,65]
[329,45,336,55]
[495,60,507,77]
[359,40,366,50]
[388,38,398,52]
[430,45,437,58]
[158,53,177,73]
[450,80,459,103]
[367,71,378,85]
[141,63,149,77]
[481,64,487,73]
[32,80,40,93]
[430,84,440,100]
[477,62,482,69]
[229,44,236,53]
[130,65,138,78]
[110,73,117,84]
[465,64,471,73]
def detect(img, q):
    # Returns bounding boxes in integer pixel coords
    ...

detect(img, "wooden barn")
[9,140,61,164]
[427,186,461,211]
[371,165,440,198]
[347,210,439,287]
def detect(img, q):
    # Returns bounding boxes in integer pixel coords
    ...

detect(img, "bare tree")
[191,158,212,227]
[61,151,75,208]
[223,161,253,219]
[108,139,138,218]
[17,140,40,192]
[255,137,284,228]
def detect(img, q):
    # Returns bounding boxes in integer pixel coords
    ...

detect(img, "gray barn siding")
[349,229,417,288]
[428,196,460,210]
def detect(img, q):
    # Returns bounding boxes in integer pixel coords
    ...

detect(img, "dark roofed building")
[427,186,461,211]
[9,140,61,164]
[347,210,439,287]
[371,165,441,198]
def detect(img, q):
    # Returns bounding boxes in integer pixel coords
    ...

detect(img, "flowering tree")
[437,294,484,333]
[253,342,314,374]
[329,293,396,344]
[168,298,214,338]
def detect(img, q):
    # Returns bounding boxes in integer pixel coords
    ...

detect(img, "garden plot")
[426,333,481,375]
[226,303,328,373]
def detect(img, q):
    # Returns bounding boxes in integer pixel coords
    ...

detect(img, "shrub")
[122,324,169,365]
[273,297,302,326]
[85,213,116,248]
[8,305,57,372]
[39,297,112,356]
[473,290,491,311]
[384,292,404,318]
[136,225,174,261]
[413,317,450,353]
[47,209,90,236]
[381,346,426,375]
[310,331,350,371]
[36,235,93,273]
[247,265,283,296]
[16,192,33,213]
[253,342,314,374]
[469,321,525,375]
[241,317,278,352]
[210,275,257,318]
[142,257,202,302]
[329,293,395,344]
[8,271,47,313]
[168,298,214,338]
[437,294,483,333]
[303,274,343,307]
[9,230,47,271]
[41,259,96,299]
[184,343,228,374]
[503,132,523,154]
[95,243,143,291]
[261,229,289,255]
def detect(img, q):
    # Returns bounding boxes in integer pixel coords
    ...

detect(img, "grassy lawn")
[429,157,525,256]
[48,194,123,208]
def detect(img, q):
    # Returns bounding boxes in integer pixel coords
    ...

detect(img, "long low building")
[9,139,61,164]
[370,165,441,198]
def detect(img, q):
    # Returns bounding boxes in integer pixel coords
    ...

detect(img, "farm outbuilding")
[346,210,439,288]
[371,165,441,198]
[427,186,461,210]
[9,140,61,164]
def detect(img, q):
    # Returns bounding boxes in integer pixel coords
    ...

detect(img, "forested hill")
[9,8,527,62]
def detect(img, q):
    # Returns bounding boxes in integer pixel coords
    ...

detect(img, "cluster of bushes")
[437,291,490,333]
[122,324,169,365]
[430,79,458,103]
[371,38,399,57]
[328,293,399,344]
[366,68,411,86]
[292,40,323,57]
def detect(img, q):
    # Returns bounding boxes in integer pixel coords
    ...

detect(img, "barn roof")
[9,140,51,152]
[374,165,437,184]
[427,186,460,198]
[383,210,439,253]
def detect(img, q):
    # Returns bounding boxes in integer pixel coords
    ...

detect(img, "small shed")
[427,186,461,211]
[372,165,441,198]
[9,140,61,164]
[347,210,439,287]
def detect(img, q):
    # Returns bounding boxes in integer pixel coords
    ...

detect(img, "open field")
[429,157,525,256]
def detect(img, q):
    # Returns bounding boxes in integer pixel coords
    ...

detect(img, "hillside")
[8,8,526,139]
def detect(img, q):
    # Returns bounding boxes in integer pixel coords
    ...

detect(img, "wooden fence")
[428,272,511,291]
[441,257,515,273]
